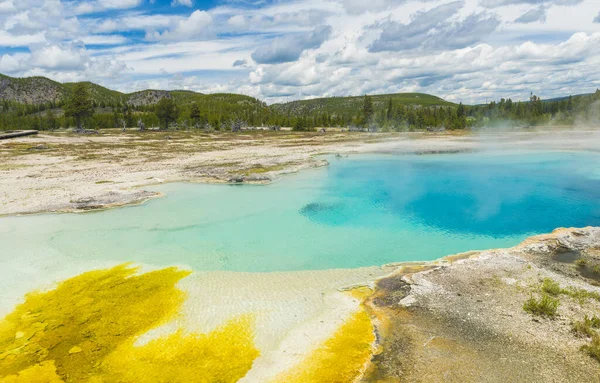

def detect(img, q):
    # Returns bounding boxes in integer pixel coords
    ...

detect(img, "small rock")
[229,176,245,183]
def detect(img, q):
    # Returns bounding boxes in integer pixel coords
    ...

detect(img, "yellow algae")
[0,264,191,381]
[273,309,376,383]
[347,286,374,302]
[0,361,64,383]
[0,264,259,383]
[100,315,259,383]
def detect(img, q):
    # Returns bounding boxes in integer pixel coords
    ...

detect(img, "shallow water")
[2,151,600,273]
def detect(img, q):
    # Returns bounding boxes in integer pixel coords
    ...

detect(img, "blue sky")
[0,0,599,104]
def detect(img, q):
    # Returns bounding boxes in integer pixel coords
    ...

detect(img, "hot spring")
[2,151,600,273]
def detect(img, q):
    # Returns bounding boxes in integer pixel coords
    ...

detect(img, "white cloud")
[0,53,23,72]
[0,0,598,105]
[147,10,213,41]
[368,2,500,52]
[514,6,547,23]
[0,0,16,13]
[0,30,45,46]
[252,25,333,64]
[30,43,88,70]
[74,0,143,15]
[79,35,128,45]
[172,0,193,6]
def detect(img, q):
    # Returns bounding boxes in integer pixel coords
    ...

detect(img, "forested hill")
[0,73,269,130]
[0,73,264,109]
[271,93,455,117]
[0,72,599,131]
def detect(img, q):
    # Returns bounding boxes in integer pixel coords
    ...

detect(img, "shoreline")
[1,127,600,217]
[2,127,600,381]
[1,227,599,382]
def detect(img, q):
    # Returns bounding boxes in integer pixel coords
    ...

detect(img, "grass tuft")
[542,278,562,296]
[523,293,560,317]
[573,315,600,338]
[582,335,600,362]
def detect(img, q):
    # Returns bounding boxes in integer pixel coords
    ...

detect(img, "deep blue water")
[1,151,599,272]
[303,153,600,237]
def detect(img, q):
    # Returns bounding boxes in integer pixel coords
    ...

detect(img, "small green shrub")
[582,334,600,362]
[562,287,600,305]
[542,278,562,296]
[576,259,588,267]
[523,293,560,317]
[573,315,600,338]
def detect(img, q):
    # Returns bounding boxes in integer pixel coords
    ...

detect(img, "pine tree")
[386,98,393,121]
[155,98,179,130]
[190,103,201,128]
[362,95,374,126]
[64,83,94,131]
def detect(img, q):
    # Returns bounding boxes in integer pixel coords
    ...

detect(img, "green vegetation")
[1,72,600,132]
[534,277,600,305]
[155,98,179,130]
[523,293,560,317]
[542,278,562,296]
[572,315,600,363]
[573,315,600,338]
[582,335,600,362]
[64,83,94,131]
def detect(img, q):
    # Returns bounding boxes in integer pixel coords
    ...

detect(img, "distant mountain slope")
[271,93,456,117]
[0,74,66,104]
[543,93,594,103]
[0,74,265,110]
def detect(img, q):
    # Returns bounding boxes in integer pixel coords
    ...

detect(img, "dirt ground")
[364,227,600,382]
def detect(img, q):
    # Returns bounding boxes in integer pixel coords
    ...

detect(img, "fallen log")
[0,130,39,140]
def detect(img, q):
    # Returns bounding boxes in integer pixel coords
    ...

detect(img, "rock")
[229,176,245,183]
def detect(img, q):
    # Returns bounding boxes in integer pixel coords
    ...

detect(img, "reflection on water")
[1,151,600,272]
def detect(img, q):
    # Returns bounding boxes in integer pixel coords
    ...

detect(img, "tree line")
[1,84,599,132]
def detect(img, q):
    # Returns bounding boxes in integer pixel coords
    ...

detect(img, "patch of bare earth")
[364,227,600,382]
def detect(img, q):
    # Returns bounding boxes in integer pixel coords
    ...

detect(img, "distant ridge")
[271,93,455,118]
[0,73,261,108]
[0,73,456,112]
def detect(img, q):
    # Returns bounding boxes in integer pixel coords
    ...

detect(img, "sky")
[0,0,599,104]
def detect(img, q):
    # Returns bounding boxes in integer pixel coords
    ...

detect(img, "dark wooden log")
[0,130,39,140]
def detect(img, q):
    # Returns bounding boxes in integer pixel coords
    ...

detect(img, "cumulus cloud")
[369,2,500,52]
[0,53,23,73]
[147,10,213,41]
[251,25,333,64]
[30,43,88,70]
[594,11,600,23]
[0,0,597,105]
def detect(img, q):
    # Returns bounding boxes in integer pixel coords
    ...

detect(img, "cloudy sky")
[0,0,599,104]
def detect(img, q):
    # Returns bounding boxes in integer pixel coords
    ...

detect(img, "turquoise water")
[1,151,600,272]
